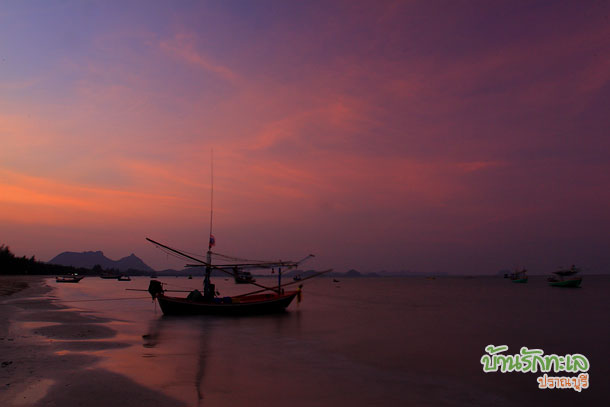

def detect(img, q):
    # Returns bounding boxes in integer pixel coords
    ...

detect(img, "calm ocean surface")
[41,275,609,406]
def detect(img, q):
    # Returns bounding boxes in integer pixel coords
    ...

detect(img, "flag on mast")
[209,234,216,248]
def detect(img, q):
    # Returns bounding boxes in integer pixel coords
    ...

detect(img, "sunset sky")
[1,1,609,274]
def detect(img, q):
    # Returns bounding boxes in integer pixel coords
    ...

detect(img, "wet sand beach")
[0,276,187,407]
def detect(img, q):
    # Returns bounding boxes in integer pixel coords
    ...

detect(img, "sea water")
[44,275,610,406]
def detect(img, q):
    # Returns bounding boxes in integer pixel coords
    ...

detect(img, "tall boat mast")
[204,149,214,300]
[208,148,214,250]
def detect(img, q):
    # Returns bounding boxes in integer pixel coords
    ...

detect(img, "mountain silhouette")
[48,251,154,272]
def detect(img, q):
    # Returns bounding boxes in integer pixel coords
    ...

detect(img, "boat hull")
[549,278,582,288]
[56,276,84,283]
[156,291,298,316]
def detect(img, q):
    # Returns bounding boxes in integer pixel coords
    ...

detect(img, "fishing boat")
[56,274,84,283]
[145,238,325,316]
[100,272,121,279]
[233,268,256,284]
[141,154,329,316]
[148,275,301,316]
[293,274,302,282]
[548,265,582,288]
[117,275,131,281]
[509,268,528,283]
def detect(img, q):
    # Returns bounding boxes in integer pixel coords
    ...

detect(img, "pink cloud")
[159,33,239,83]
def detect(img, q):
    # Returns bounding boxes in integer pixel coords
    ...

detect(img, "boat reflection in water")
[136,315,210,405]
[140,310,297,406]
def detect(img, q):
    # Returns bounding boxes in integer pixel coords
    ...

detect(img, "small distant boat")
[333,279,340,283]
[56,274,84,283]
[118,275,131,281]
[548,265,582,288]
[293,275,302,281]
[188,275,193,279]
[509,268,528,283]
[150,273,158,278]
[233,269,256,284]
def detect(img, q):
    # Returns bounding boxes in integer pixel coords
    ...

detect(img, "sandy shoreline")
[0,275,187,407]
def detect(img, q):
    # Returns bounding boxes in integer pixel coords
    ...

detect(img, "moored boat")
[548,265,582,288]
[118,275,131,281]
[142,156,326,316]
[145,238,324,316]
[233,269,256,284]
[151,285,299,316]
[56,274,84,283]
[509,268,528,283]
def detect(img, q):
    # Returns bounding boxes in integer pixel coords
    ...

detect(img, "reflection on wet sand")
[141,316,212,406]
[141,318,161,349]
[194,319,209,406]
[138,312,301,406]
